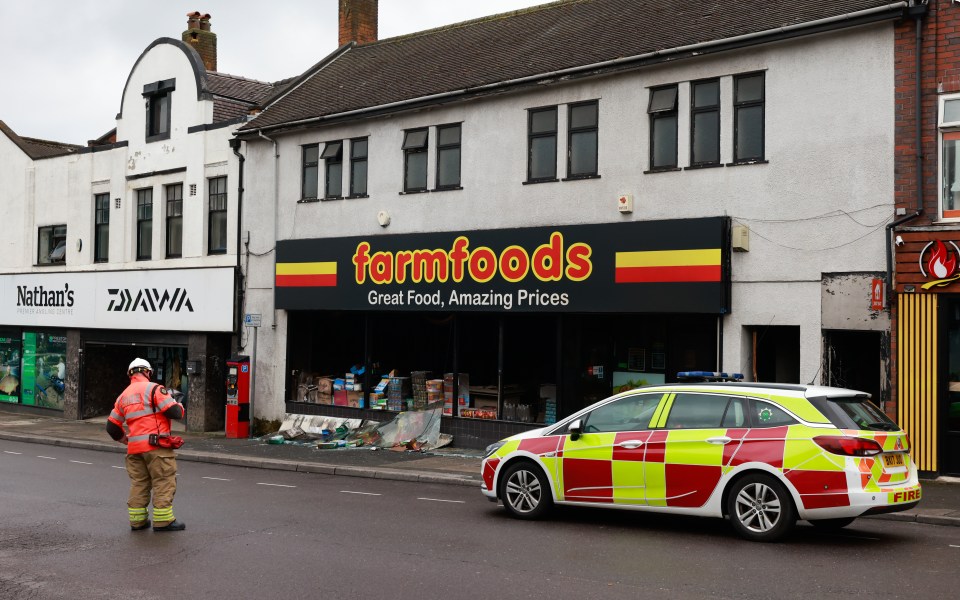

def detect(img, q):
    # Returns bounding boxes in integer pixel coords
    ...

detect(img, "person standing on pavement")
[106,358,186,532]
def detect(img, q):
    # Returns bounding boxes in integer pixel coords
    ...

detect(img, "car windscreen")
[808,395,900,432]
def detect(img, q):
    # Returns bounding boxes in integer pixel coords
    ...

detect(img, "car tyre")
[727,473,796,542]
[499,460,552,520]
[808,517,856,530]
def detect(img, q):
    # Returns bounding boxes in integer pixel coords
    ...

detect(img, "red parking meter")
[225,356,250,438]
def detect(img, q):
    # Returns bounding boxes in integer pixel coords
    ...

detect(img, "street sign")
[870,278,884,311]
[244,313,262,327]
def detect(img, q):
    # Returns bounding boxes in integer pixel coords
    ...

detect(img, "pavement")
[2,407,959,528]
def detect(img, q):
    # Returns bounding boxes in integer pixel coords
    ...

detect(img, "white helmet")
[127,358,152,377]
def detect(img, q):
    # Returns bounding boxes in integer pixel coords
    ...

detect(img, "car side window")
[582,394,663,433]
[721,396,748,428]
[664,393,731,429]
[749,399,798,427]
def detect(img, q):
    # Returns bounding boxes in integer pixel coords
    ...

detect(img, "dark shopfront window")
[0,330,67,410]
[285,311,717,427]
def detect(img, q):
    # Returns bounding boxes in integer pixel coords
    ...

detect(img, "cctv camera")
[895,235,904,247]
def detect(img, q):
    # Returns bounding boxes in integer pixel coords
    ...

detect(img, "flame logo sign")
[927,240,957,279]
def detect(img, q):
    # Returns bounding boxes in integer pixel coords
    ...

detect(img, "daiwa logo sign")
[107,288,194,312]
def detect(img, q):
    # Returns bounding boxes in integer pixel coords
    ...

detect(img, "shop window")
[321,141,343,199]
[143,78,174,142]
[567,101,598,178]
[136,188,153,261]
[208,176,227,254]
[19,332,67,410]
[690,78,720,166]
[940,95,960,219]
[94,193,110,263]
[402,128,429,192]
[0,333,22,404]
[648,84,678,170]
[37,224,67,265]
[733,72,765,163]
[350,137,368,197]
[165,183,183,258]
[435,123,461,190]
[301,143,319,201]
[527,106,558,182]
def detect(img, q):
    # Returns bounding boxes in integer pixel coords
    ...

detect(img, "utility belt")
[149,433,184,449]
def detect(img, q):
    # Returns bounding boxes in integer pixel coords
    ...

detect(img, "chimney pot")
[182,12,217,71]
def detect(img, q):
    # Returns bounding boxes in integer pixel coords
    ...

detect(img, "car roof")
[636,381,870,399]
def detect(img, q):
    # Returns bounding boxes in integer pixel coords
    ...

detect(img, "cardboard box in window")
[317,377,334,395]
[316,392,333,406]
[334,390,348,406]
[346,391,364,408]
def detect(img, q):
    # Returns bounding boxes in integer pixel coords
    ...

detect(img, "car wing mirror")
[568,419,583,441]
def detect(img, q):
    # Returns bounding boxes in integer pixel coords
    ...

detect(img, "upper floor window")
[321,141,343,199]
[94,193,109,263]
[567,101,598,178]
[37,225,67,266]
[527,106,558,182]
[136,188,153,261]
[301,144,319,200]
[208,176,228,254]
[734,72,765,163]
[691,79,720,166]
[350,137,368,197]
[940,96,960,219]
[436,123,462,190]
[165,183,183,258]
[402,128,429,193]
[648,85,678,170]
[143,79,174,142]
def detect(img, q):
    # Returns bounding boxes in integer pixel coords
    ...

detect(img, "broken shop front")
[279,217,731,448]
[0,268,234,431]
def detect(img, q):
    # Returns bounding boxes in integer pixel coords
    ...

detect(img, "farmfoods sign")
[275,217,731,314]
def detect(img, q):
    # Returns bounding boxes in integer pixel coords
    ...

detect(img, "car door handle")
[617,440,644,449]
[706,436,732,445]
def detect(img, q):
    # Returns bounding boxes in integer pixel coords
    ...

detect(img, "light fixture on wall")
[377,211,391,227]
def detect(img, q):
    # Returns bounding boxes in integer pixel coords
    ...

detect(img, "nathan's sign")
[276,217,731,314]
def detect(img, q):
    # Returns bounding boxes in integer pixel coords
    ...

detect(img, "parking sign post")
[243,313,261,438]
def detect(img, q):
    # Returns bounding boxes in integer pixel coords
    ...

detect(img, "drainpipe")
[229,137,245,351]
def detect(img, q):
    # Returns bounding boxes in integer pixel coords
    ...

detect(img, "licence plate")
[883,453,905,468]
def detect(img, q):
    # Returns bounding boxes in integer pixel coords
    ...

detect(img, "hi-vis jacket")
[108,373,184,454]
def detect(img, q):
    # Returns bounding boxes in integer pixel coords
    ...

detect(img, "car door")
[644,392,747,508]
[560,392,665,505]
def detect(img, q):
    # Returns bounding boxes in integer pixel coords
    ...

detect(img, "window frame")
[663,392,742,430]
[690,78,721,167]
[136,188,153,261]
[733,72,765,163]
[580,393,663,433]
[143,79,175,142]
[435,123,462,190]
[527,106,558,183]
[402,128,429,193]
[165,183,183,259]
[939,94,960,220]
[648,84,679,171]
[37,224,67,266]
[301,143,320,201]
[349,137,368,198]
[321,141,344,199]
[208,176,228,255]
[566,100,599,179]
[94,193,110,263]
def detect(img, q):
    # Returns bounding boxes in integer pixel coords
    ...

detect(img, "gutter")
[238,2,907,138]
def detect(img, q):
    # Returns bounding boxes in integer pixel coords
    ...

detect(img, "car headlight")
[483,440,505,458]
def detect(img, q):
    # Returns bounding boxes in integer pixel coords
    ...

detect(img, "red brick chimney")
[183,11,217,71]
[339,0,378,46]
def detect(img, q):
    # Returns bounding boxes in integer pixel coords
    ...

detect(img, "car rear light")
[813,435,883,457]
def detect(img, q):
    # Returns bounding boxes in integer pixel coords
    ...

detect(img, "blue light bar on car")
[677,371,744,382]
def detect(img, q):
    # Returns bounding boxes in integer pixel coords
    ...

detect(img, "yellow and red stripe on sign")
[615,249,721,283]
[276,261,337,287]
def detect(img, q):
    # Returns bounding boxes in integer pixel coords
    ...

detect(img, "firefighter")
[106,358,186,531]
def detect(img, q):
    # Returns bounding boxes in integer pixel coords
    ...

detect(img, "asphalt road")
[1,438,958,600]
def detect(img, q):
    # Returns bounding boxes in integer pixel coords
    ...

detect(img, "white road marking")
[257,483,296,488]
[112,466,125,469]
[417,497,466,504]
[202,476,231,481]
[3,451,22,455]
[950,545,960,548]
[37,456,56,460]
[340,490,382,496]
[69,460,92,465]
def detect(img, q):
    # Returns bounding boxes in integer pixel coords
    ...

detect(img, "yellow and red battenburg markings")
[275,261,337,287]
[614,248,721,283]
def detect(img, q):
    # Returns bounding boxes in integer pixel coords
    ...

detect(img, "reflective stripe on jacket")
[108,373,181,455]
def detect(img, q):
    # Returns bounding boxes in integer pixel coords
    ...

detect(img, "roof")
[205,71,277,122]
[240,0,906,134]
[0,120,83,159]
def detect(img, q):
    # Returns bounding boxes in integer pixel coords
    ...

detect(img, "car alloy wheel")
[727,474,796,542]
[500,461,551,520]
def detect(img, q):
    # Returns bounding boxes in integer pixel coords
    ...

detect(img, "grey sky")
[0,1,547,145]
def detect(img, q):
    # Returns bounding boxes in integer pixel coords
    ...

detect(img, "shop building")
[0,14,282,430]
[891,1,960,476]
[235,0,902,448]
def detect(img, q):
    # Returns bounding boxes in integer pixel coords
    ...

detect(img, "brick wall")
[182,13,217,72]
[339,0,378,46]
